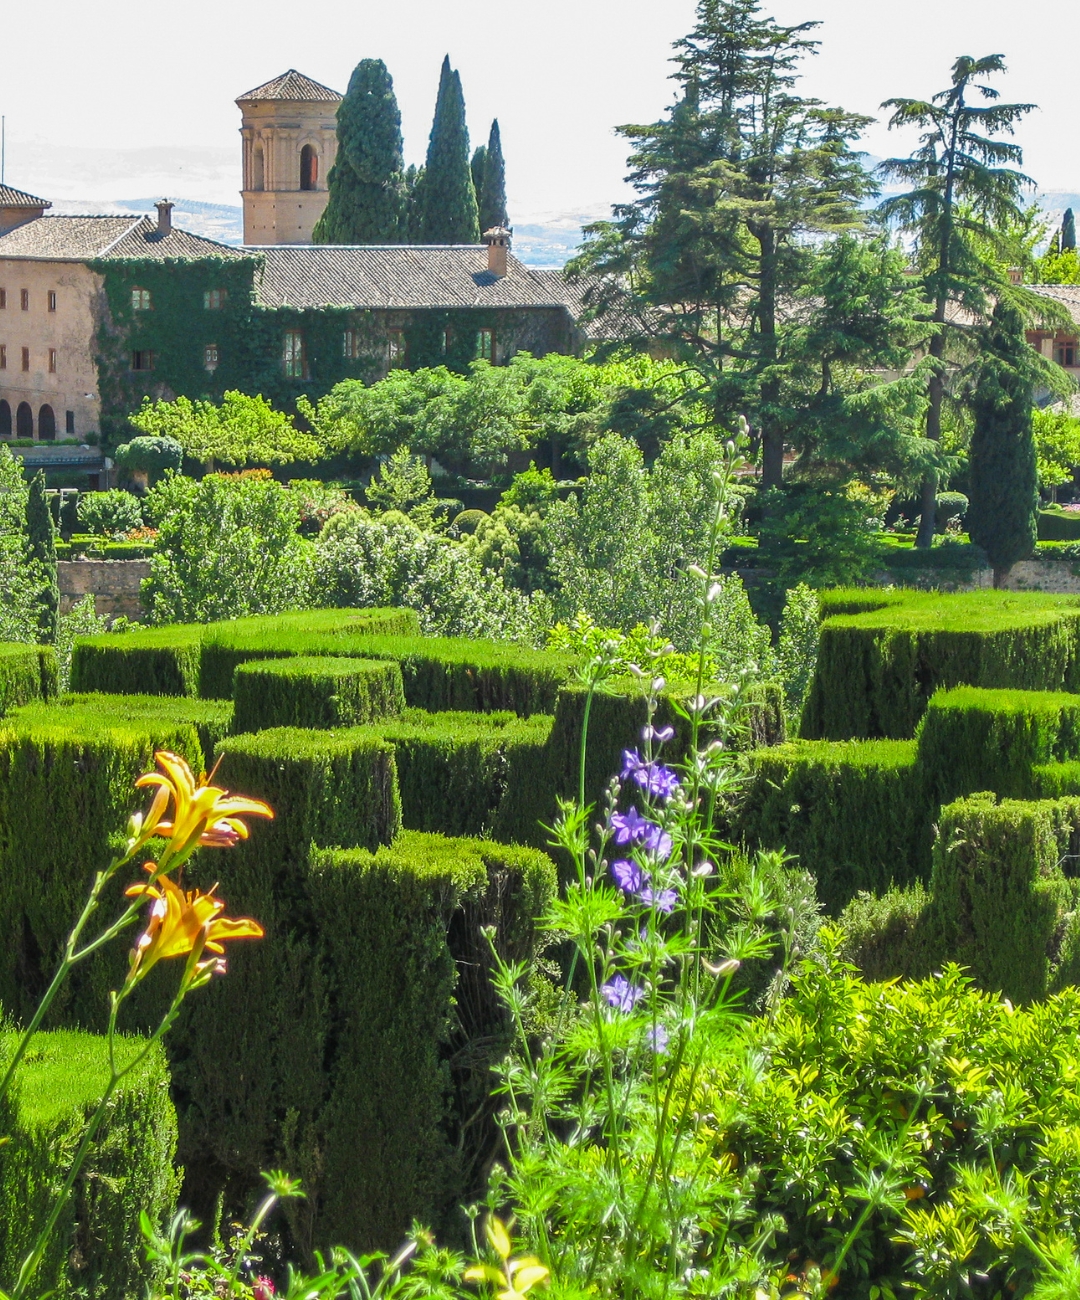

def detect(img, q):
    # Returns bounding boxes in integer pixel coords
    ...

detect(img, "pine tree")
[1064,207,1076,252]
[313,59,406,244]
[471,146,487,210]
[25,471,58,642]
[478,119,508,231]
[967,300,1038,586]
[414,56,480,243]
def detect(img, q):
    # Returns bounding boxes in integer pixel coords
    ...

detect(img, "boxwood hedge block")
[0,642,57,715]
[734,738,929,913]
[803,591,1080,741]
[0,706,208,1029]
[1033,760,1080,797]
[1038,508,1080,541]
[0,1030,179,1300]
[305,831,556,1252]
[71,623,204,697]
[917,687,1080,805]
[232,656,405,734]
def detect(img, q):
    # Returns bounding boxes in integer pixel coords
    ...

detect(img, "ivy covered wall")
[90,257,578,446]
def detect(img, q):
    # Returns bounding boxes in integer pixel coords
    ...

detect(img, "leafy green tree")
[413,56,480,243]
[76,488,142,538]
[142,472,313,623]
[25,472,58,643]
[966,302,1038,584]
[571,0,873,486]
[1032,408,1080,497]
[364,446,442,526]
[313,59,407,244]
[477,119,508,232]
[130,392,320,469]
[878,55,1039,547]
[114,435,183,489]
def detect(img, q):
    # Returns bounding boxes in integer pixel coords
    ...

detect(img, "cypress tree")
[478,119,508,232]
[471,145,487,211]
[415,56,480,243]
[1064,207,1076,252]
[313,59,407,244]
[25,471,58,642]
[967,300,1038,586]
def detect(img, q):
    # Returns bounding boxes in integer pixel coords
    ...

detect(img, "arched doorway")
[252,144,265,191]
[16,402,33,438]
[300,144,318,191]
[0,401,10,437]
[38,404,56,440]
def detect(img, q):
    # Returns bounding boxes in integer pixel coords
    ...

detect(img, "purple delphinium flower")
[640,885,678,914]
[621,750,681,801]
[611,806,652,845]
[642,823,673,862]
[611,858,646,894]
[602,974,646,1012]
[645,1023,670,1054]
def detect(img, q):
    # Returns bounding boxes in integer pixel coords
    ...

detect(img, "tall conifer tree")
[967,300,1038,586]
[313,59,406,243]
[25,472,58,643]
[471,146,487,210]
[414,56,480,243]
[478,119,508,231]
[1063,207,1076,252]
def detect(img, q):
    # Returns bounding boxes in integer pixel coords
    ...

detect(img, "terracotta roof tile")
[0,185,50,210]
[0,215,245,261]
[237,69,341,103]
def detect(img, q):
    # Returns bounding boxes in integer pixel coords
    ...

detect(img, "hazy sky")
[2,0,1077,219]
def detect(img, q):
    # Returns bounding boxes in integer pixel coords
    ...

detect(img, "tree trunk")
[915,311,948,549]
[756,227,783,488]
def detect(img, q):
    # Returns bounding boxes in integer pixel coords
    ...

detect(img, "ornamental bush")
[77,489,143,539]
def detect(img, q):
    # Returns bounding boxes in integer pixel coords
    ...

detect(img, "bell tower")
[237,69,342,245]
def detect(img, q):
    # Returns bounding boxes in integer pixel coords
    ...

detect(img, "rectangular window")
[20,290,29,311]
[65,410,75,435]
[203,289,226,310]
[387,329,405,368]
[204,343,219,370]
[131,349,154,371]
[443,327,453,352]
[343,328,359,359]
[21,347,30,372]
[0,289,6,309]
[48,349,57,374]
[47,290,57,313]
[283,330,305,378]
[131,288,152,311]
[0,345,5,369]
[1058,340,1077,367]
[478,328,495,362]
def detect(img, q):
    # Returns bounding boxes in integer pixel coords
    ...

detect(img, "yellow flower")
[465,1217,549,1300]
[125,867,263,985]
[136,751,273,862]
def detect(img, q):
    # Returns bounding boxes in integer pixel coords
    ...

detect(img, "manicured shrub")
[734,738,929,913]
[0,642,57,714]
[838,883,939,981]
[1033,759,1080,796]
[232,656,405,733]
[71,623,204,697]
[0,1029,179,1300]
[1037,506,1080,541]
[802,590,1080,740]
[917,685,1080,804]
[930,793,1080,1003]
[304,831,556,1252]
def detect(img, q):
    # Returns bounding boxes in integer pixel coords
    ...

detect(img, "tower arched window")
[38,404,55,440]
[300,144,318,191]
[16,402,33,438]
[252,144,265,192]
[0,401,10,437]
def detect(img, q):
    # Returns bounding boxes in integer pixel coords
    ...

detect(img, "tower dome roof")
[237,69,341,104]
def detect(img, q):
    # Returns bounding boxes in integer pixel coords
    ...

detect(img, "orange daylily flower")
[136,751,273,860]
[125,866,263,985]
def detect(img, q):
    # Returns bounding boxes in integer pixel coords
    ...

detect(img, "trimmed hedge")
[734,739,929,914]
[0,703,208,1028]
[917,686,1080,805]
[0,1029,178,1300]
[803,591,1080,740]
[71,608,420,699]
[304,832,556,1251]
[0,642,58,715]
[232,656,405,734]
[1037,507,1080,541]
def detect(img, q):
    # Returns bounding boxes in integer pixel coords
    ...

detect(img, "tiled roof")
[1027,284,1080,327]
[0,215,245,261]
[530,267,642,341]
[237,69,341,103]
[253,245,577,310]
[0,185,50,210]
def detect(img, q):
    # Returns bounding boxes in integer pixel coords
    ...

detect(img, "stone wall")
[58,559,149,619]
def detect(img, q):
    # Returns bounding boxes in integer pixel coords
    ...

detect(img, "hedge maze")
[738,589,1080,1003]
[0,607,704,1288]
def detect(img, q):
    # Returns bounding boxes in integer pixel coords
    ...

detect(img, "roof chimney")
[1007,265,1023,285]
[154,200,174,236]
[483,226,511,278]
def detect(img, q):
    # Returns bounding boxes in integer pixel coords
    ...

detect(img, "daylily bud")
[704,957,741,978]
[687,564,708,581]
